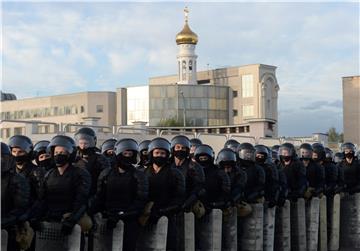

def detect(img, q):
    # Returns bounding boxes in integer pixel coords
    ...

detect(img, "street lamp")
[180,90,186,127]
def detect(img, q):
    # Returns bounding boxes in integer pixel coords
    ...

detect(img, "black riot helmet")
[1,142,11,156]
[139,140,151,154]
[148,137,171,156]
[279,143,296,157]
[237,142,256,162]
[101,138,117,154]
[271,145,280,153]
[8,135,33,155]
[114,138,139,156]
[254,145,269,158]
[48,135,77,162]
[74,127,97,148]
[216,148,237,168]
[33,140,50,158]
[171,135,190,150]
[341,142,356,154]
[334,152,343,164]
[272,150,279,162]
[312,143,326,161]
[224,139,240,153]
[1,142,12,173]
[190,138,202,148]
[299,143,313,159]
[324,147,333,161]
[194,144,215,165]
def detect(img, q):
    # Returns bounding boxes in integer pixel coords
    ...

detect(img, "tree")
[327,127,343,143]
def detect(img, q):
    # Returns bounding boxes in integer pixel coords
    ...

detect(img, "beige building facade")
[343,76,360,145]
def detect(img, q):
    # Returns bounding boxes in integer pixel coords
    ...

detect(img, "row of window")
[1,104,105,120]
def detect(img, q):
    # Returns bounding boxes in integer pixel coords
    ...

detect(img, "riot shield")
[318,195,327,251]
[197,209,222,251]
[328,194,340,251]
[274,200,291,251]
[137,216,168,251]
[238,203,264,251]
[263,205,276,251]
[35,222,81,251]
[340,193,360,250]
[290,198,306,251]
[1,229,8,251]
[222,207,237,251]
[305,197,319,251]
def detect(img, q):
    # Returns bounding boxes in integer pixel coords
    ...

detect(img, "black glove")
[148,208,160,225]
[29,219,43,232]
[106,215,119,230]
[61,219,75,236]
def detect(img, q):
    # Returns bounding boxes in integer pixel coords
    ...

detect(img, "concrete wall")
[343,76,360,145]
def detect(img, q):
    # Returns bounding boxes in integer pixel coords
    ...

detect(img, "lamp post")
[180,90,186,127]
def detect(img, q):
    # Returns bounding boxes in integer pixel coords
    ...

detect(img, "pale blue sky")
[2,2,359,136]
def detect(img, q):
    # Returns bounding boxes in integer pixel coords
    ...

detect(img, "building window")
[268,122,274,131]
[182,60,186,80]
[80,106,85,113]
[233,90,238,98]
[243,105,254,117]
[233,109,238,117]
[96,105,104,113]
[1,128,10,138]
[14,127,23,135]
[242,74,254,97]
[189,60,193,71]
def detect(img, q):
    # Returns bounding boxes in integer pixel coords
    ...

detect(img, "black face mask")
[198,159,213,167]
[282,156,292,162]
[39,158,52,168]
[14,155,29,165]
[174,150,188,160]
[54,154,69,167]
[79,148,92,156]
[153,156,168,167]
[345,152,354,159]
[255,157,266,164]
[189,153,195,159]
[116,155,137,169]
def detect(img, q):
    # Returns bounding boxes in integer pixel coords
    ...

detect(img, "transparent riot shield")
[197,209,222,251]
[222,207,237,251]
[328,194,340,251]
[274,200,291,251]
[305,197,319,251]
[35,222,81,251]
[263,205,276,251]
[137,216,168,251]
[290,198,306,251]
[238,203,264,251]
[340,192,360,250]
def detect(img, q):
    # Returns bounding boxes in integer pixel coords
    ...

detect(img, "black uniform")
[39,164,91,228]
[323,161,343,196]
[1,169,30,229]
[171,158,205,209]
[280,159,307,201]
[259,161,280,207]
[337,158,360,194]
[277,165,288,206]
[145,163,185,251]
[227,166,247,204]
[304,160,325,196]
[91,165,148,251]
[240,160,265,203]
[75,148,110,196]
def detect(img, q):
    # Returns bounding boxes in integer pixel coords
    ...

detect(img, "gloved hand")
[191,200,206,219]
[106,216,118,230]
[148,208,160,225]
[61,219,75,236]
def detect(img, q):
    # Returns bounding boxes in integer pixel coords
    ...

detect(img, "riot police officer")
[74,127,110,196]
[33,140,53,171]
[170,135,205,214]
[189,138,202,161]
[333,152,343,164]
[90,138,148,251]
[298,143,325,199]
[337,142,360,194]
[279,143,307,202]
[1,142,30,251]
[255,145,280,207]
[237,143,265,203]
[100,138,117,167]
[8,135,43,203]
[138,139,151,169]
[36,135,92,235]
[216,148,246,206]
[194,144,231,209]
[144,137,185,251]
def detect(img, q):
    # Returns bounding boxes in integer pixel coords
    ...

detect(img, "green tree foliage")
[327,127,344,143]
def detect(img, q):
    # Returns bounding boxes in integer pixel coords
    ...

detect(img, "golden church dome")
[176,7,198,45]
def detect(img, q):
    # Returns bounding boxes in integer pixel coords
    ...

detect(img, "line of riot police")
[1,127,360,251]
